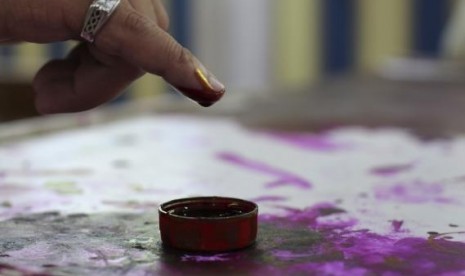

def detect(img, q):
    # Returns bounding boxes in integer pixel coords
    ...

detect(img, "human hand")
[0,0,225,113]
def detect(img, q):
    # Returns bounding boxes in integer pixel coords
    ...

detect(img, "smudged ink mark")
[428,232,465,255]
[0,168,92,177]
[67,214,89,219]
[266,179,312,189]
[182,254,231,262]
[217,152,312,189]
[87,249,109,266]
[0,202,12,208]
[289,261,368,275]
[449,224,459,228]
[0,263,17,270]
[260,206,465,275]
[0,184,38,196]
[375,181,453,204]
[262,203,353,230]
[391,220,404,232]
[263,132,349,151]
[249,196,287,203]
[130,184,181,195]
[114,134,137,146]
[44,181,82,195]
[0,263,43,275]
[370,163,414,177]
[272,250,314,259]
[103,200,159,210]
[112,159,130,169]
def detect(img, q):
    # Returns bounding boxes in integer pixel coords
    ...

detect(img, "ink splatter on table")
[1,116,465,275]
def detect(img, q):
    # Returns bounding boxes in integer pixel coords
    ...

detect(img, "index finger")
[94,1,226,107]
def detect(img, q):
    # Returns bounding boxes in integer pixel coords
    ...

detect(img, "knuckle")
[157,13,170,31]
[1,1,11,37]
[18,0,49,24]
[168,42,191,66]
[5,0,61,39]
[96,30,122,56]
[122,10,151,35]
[160,41,191,75]
[97,10,152,56]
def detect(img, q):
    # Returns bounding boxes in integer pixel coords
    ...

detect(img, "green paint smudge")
[131,184,145,192]
[44,181,82,195]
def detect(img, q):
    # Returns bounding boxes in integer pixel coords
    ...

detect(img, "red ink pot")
[159,197,258,252]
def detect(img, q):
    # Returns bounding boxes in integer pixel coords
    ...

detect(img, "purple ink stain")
[262,203,356,230]
[0,263,46,276]
[102,200,159,211]
[217,152,312,189]
[271,250,313,259]
[375,181,453,204]
[0,184,38,196]
[391,220,404,232]
[182,254,231,262]
[289,261,368,276]
[263,132,349,151]
[249,196,287,203]
[259,204,465,275]
[370,163,414,177]
[283,234,465,275]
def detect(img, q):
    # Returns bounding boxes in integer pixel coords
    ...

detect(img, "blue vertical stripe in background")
[322,0,356,74]
[171,0,191,48]
[0,46,15,75]
[413,0,448,56]
[48,43,67,59]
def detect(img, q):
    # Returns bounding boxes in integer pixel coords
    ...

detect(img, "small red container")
[159,197,258,252]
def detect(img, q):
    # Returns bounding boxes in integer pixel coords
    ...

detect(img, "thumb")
[95,3,225,107]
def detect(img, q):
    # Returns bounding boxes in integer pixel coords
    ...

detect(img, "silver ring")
[80,0,121,43]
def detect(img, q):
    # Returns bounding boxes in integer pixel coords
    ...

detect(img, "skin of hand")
[0,0,225,113]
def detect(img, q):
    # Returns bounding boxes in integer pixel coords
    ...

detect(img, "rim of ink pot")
[159,196,258,252]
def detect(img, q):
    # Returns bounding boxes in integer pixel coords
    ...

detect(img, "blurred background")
[1,0,465,123]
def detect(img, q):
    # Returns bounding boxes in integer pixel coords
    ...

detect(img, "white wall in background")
[193,0,272,92]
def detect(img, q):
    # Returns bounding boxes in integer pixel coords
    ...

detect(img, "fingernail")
[193,64,226,106]
[194,66,225,93]
[174,62,226,107]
